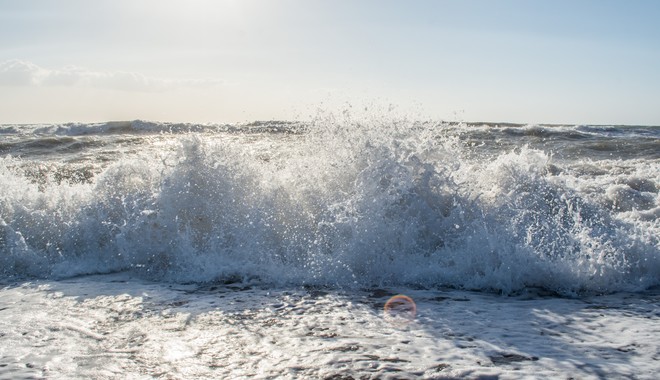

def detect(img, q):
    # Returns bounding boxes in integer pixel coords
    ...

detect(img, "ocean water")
[1,116,658,295]
[1,116,660,379]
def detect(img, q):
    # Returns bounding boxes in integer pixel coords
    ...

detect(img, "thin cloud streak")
[0,60,224,92]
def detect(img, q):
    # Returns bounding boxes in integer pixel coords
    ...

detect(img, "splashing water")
[0,114,658,294]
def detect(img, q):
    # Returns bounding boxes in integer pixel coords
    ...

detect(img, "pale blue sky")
[0,0,658,125]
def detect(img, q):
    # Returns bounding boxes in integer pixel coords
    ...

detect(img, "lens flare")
[383,295,416,323]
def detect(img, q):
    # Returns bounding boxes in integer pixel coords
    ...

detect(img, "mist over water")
[1,116,658,294]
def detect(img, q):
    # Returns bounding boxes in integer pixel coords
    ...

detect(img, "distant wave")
[2,120,307,137]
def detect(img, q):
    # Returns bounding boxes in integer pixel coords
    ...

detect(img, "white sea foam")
[1,274,658,379]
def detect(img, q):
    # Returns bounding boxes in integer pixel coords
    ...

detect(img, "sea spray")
[0,117,658,294]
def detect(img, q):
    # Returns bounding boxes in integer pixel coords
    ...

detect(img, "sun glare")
[127,0,250,27]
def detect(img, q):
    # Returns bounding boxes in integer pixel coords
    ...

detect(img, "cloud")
[0,60,45,86]
[0,60,223,92]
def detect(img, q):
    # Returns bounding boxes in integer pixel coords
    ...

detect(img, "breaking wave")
[1,116,658,295]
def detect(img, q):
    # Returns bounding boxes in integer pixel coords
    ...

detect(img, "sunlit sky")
[1,0,659,125]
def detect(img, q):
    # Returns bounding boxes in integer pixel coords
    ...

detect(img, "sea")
[0,116,659,379]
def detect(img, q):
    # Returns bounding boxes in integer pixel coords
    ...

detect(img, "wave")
[459,123,660,160]
[3,120,306,137]
[5,120,659,138]
[0,117,658,295]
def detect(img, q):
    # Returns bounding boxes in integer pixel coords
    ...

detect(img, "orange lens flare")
[383,295,416,323]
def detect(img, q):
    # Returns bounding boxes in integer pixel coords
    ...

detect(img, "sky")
[0,0,659,125]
